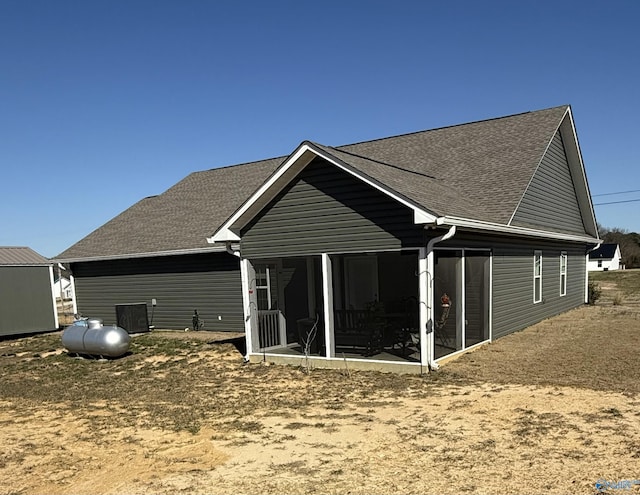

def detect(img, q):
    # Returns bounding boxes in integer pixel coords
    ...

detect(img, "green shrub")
[612,293,624,306]
[588,281,602,305]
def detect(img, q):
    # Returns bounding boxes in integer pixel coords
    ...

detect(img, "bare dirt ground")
[1,271,639,495]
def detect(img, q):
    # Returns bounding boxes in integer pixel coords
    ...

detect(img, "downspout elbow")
[225,242,241,258]
[427,224,457,252]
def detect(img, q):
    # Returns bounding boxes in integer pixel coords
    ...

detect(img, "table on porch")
[332,309,418,357]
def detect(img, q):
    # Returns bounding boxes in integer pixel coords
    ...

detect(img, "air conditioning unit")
[115,303,150,334]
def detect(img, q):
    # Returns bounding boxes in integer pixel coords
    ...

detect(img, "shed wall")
[0,266,57,336]
[71,253,243,331]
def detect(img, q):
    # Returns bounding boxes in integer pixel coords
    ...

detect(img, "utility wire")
[592,189,640,197]
[594,198,640,206]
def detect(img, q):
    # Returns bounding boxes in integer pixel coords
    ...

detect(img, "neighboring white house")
[54,276,73,299]
[588,243,623,271]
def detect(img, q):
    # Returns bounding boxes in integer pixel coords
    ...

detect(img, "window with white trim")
[255,265,272,310]
[560,252,567,297]
[533,251,542,303]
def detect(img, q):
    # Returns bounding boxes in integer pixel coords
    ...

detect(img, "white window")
[255,265,273,310]
[560,252,567,297]
[533,251,542,303]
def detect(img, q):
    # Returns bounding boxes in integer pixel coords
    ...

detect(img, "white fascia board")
[208,145,318,244]
[559,108,599,238]
[507,107,599,239]
[413,208,437,224]
[208,142,437,245]
[437,216,601,244]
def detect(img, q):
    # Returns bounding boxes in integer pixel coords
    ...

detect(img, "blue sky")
[1,0,638,258]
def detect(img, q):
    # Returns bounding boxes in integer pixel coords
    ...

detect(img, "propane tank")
[62,318,131,358]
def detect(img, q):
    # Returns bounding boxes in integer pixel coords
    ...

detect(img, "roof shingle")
[56,106,579,261]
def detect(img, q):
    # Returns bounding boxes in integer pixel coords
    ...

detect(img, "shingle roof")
[333,105,567,223]
[589,243,619,260]
[57,157,284,260]
[0,247,50,265]
[56,106,579,261]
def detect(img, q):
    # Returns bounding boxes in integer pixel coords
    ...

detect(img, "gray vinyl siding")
[437,232,588,339]
[71,253,243,331]
[492,245,586,339]
[0,266,56,336]
[511,132,586,235]
[241,157,424,258]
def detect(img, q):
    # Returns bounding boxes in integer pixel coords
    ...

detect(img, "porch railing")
[257,310,284,349]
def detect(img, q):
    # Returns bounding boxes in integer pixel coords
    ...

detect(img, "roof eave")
[54,245,227,264]
[437,216,601,244]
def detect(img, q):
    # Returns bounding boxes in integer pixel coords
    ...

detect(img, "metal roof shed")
[0,247,58,336]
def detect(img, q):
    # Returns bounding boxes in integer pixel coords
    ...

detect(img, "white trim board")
[208,142,438,244]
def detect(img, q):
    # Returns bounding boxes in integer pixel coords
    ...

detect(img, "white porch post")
[419,247,431,370]
[69,274,78,315]
[48,265,59,329]
[321,253,335,358]
[240,258,258,358]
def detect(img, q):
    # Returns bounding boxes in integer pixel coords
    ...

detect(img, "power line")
[592,189,640,197]
[594,198,640,206]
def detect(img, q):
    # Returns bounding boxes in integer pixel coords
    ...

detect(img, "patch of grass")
[587,281,602,305]
[591,269,640,296]
[283,422,308,430]
[601,407,623,418]
[513,410,571,439]
[221,419,264,433]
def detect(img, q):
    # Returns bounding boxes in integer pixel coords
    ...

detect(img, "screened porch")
[249,250,422,364]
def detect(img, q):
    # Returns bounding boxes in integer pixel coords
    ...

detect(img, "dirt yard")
[1,271,639,494]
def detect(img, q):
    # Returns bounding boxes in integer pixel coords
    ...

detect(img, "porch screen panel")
[464,252,490,348]
[433,251,462,359]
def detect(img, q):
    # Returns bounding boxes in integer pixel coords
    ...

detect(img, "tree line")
[598,225,640,268]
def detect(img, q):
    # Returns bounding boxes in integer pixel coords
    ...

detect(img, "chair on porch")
[382,297,419,357]
[434,293,452,347]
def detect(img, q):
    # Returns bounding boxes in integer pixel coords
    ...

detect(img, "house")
[56,105,600,372]
[0,247,59,336]
[588,243,622,271]
[53,276,73,300]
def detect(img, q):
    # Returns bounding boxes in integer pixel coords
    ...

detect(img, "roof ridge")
[335,105,569,150]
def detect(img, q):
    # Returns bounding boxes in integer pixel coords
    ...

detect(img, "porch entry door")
[433,250,490,359]
[344,256,379,309]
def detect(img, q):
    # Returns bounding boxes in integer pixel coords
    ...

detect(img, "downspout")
[424,224,457,370]
[585,241,602,304]
[225,241,241,258]
[427,224,457,255]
